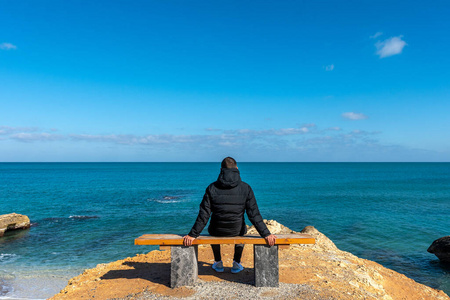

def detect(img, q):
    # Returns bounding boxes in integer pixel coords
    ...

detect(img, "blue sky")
[1,1,449,162]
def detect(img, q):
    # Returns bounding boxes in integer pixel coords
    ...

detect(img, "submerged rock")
[0,213,30,237]
[428,236,450,263]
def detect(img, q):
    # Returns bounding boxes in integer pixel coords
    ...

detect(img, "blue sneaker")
[212,261,224,272]
[231,261,244,274]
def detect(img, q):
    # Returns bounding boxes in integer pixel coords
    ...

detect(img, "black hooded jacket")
[188,168,271,238]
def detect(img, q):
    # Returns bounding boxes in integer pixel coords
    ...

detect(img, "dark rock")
[428,236,450,262]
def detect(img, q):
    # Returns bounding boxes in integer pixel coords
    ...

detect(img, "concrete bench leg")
[170,245,198,288]
[254,244,279,287]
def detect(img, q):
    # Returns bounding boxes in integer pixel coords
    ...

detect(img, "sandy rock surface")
[0,213,30,237]
[50,220,449,300]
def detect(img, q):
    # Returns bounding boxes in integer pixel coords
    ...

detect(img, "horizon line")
[1,161,449,164]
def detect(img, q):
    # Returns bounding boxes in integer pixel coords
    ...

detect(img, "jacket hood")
[216,168,241,188]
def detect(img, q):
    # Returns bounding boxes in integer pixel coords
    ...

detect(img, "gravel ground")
[120,280,334,300]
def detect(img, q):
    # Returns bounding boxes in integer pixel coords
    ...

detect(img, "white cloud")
[375,36,407,58]
[70,133,209,145]
[370,32,383,39]
[10,132,64,142]
[342,112,369,120]
[0,126,38,135]
[0,126,13,135]
[65,125,318,149]
[327,127,342,131]
[325,64,334,71]
[0,43,17,50]
[224,126,312,136]
[0,126,61,142]
[218,141,239,147]
[274,127,309,135]
[237,129,252,134]
[3,124,443,162]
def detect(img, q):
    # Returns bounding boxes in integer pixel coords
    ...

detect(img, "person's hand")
[183,235,196,246]
[265,234,277,246]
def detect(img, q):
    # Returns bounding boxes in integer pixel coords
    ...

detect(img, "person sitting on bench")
[183,157,277,273]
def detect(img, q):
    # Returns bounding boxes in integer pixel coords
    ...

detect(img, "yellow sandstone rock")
[50,220,449,300]
[0,213,30,237]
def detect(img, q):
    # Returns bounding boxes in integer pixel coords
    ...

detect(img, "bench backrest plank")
[135,234,315,246]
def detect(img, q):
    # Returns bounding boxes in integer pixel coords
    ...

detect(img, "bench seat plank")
[135,233,315,246]
[135,233,315,288]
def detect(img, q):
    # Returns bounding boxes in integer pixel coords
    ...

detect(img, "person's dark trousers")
[211,244,244,263]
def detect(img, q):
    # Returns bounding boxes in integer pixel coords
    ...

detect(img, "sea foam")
[0,255,18,265]
[68,215,100,220]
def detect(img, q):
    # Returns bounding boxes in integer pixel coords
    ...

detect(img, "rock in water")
[0,213,31,237]
[428,236,450,263]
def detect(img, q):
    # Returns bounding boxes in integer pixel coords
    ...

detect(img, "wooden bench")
[135,234,315,288]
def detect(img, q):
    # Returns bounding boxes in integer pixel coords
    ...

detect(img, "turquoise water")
[0,162,449,298]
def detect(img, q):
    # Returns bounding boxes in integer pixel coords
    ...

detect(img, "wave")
[0,281,13,298]
[153,199,181,204]
[0,270,15,298]
[149,195,183,204]
[163,196,180,200]
[68,215,99,220]
[39,216,100,225]
[42,217,64,222]
[0,254,18,265]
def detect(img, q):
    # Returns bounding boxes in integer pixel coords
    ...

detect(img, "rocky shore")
[51,220,449,300]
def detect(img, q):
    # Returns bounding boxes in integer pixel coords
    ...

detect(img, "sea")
[0,162,449,299]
